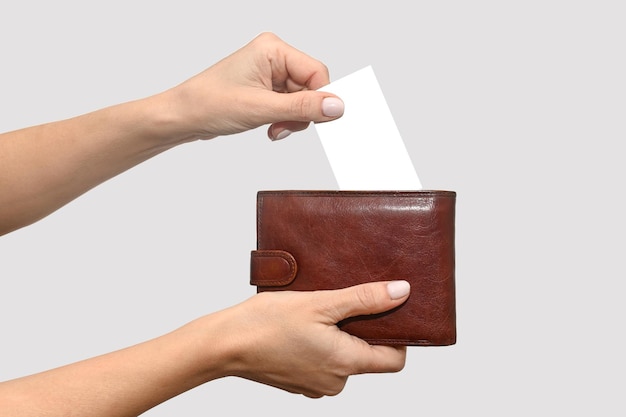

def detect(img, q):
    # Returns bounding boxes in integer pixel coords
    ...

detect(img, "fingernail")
[273,129,292,141]
[387,281,410,300]
[322,97,344,117]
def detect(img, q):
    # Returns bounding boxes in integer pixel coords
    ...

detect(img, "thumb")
[266,91,344,140]
[321,281,411,324]
[267,90,344,123]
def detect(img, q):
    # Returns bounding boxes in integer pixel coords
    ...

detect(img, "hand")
[164,32,344,141]
[207,280,410,398]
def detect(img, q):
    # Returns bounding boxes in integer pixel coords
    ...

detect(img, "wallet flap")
[250,250,298,287]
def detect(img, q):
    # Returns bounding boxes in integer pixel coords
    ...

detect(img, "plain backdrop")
[1,1,624,415]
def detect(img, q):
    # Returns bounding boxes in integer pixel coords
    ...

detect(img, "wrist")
[130,91,207,147]
[171,310,243,384]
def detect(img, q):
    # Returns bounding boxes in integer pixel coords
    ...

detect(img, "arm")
[0,281,410,416]
[0,32,344,235]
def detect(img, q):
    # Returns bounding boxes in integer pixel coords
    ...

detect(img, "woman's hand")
[200,280,410,398]
[164,31,344,141]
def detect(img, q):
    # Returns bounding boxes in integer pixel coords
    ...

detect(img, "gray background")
[1,1,624,415]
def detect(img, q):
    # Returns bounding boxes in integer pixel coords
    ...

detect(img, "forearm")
[0,314,233,417]
[0,90,193,236]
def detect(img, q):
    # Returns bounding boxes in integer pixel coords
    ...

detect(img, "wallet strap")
[250,250,298,287]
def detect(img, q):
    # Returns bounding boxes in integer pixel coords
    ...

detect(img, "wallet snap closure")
[250,250,297,287]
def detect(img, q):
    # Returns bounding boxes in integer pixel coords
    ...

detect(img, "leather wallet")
[249,190,456,346]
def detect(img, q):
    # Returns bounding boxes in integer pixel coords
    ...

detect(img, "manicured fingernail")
[387,281,410,300]
[273,129,292,141]
[322,97,344,117]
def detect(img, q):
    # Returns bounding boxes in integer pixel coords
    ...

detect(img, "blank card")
[315,66,421,190]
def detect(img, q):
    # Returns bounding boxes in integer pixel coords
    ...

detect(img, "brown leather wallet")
[250,190,456,346]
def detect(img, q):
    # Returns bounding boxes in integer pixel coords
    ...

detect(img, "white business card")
[315,66,421,190]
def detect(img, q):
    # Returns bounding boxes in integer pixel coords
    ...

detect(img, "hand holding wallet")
[249,190,456,346]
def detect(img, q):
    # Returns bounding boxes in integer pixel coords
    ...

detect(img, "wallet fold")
[250,190,456,346]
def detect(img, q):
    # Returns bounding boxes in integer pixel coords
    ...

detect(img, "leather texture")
[250,190,456,346]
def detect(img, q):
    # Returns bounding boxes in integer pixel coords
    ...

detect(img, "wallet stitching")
[259,190,456,198]
[362,338,441,346]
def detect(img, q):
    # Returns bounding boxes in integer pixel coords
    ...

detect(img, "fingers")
[267,121,310,141]
[319,280,411,324]
[252,32,331,91]
[312,281,410,378]
[247,33,344,141]
[351,344,407,375]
